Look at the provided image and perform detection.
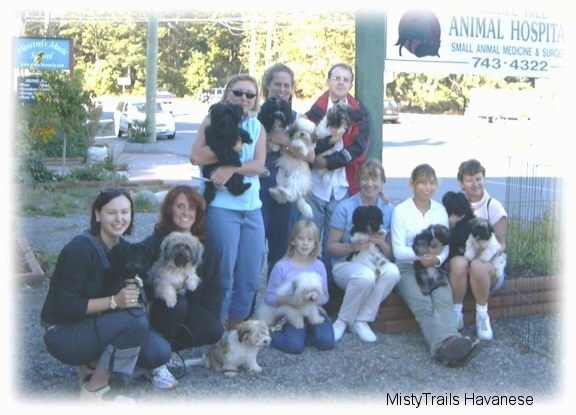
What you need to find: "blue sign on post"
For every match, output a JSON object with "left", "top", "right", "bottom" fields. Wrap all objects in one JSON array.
[{"left": 14, "top": 37, "right": 73, "bottom": 71}]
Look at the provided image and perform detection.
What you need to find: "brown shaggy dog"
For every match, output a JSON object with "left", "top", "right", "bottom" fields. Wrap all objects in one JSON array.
[
  {"left": 147, "top": 231, "right": 203, "bottom": 308},
  {"left": 185, "top": 320, "right": 271, "bottom": 376}
]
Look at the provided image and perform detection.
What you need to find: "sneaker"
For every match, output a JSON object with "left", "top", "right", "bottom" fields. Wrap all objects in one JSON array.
[
  {"left": 149, "top": 364, "right": 178, "bottom": 389},
  {"left": 456, "top": 313, "right": 464, "bottom": 330},
  {"left": 332, "top": 319, "right": 347, "bottom": 342},
  {"left": 476, "top": 314, "right": 493, "bottom": 341},
  {"left": 80, "top": 383, "right": 136, "bottom": 403},
  {"left": 351, "top": 321, "right": 377, "bottom": 343}
]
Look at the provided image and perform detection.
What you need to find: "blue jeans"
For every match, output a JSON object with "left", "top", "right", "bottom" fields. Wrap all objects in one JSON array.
[
  {"left": 306, "top": 191, "right": 347, "bottom": 263},
  {"left": 260, "top": 152, "right": 301, "bottom": 276},
  {"left": 271, "top": 312, "right": 335, "bottom": 354},
  {"left": 43, "top": 308, "right": 171, "bottom": 373},
  {"left": 204, "top": 206, "right": 266, "bottom": 321}
]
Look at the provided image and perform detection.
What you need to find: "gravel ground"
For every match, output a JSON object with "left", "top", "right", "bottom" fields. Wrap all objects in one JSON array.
[{"left": 13, "top": 213, "right": 565, "bottom": 409}]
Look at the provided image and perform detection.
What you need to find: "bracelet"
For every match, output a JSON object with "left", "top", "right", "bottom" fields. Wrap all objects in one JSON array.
[{"left": 109, "top": 295, "right": 117, "bottom": 310}]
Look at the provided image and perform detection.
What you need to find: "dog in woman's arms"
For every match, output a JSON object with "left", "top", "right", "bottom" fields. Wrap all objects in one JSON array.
[
  {"left": 202, "top": 103, "right": 253, "bottom": 205},
  {"left": 108, "top": 242, "right": 154, "bottom": 297},
  {"left": 147, "top": 231, "right": 204, "bottom": 308},
  {"left": 442, "top": 191, "right": 476, "bottom": 259},
  {"left": 412, "top": 224, "right": 450, "bottom": 295},
  {"left": 464, "top": 217, "right": 506, "bottom": 277},
  {"left": 268, "top": 117, "right": 317, "bottom": 218},
  {"left": 184, "top": 320, "right": 271, "bottom": 376},
  {"left": 347, "top": 205, "right": 390, "bottom": 277},
  {"left": 256, "top": 271, "right": 327, "bottom": 329},
  {"left": 258, "top": 96, "right": 293, "bottom": 153}
]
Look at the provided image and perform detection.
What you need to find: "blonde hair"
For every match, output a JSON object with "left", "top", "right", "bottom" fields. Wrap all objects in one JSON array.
[
  {"left": 285, "top": 219, "right": 321, "bottom": 259},
  {"left": 357, "top": 158, "right": 389, "bottom": 202},
  {"left": 221, "top": 74, "right": 261, "bottom": 111}
]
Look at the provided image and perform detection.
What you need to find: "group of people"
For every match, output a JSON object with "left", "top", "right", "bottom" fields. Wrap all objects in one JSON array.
[{"left": 40, "top": 61, "right": 508, "bottom": 401}]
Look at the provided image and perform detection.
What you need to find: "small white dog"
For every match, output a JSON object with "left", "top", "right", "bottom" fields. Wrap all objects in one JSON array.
[
  {"left": 147, "top": 231, "right": 203, "bottom": 308},
  {"left": 464, "top": 217, "right": 506, "bottom": 277},
  {"left": 185, "top": 320, "right": 271, "bottom": 376},
  {"left": 257, "top": 271, "right": 327, "bottom": 329},
  {"left": 268, "top": 117, "right": 317, "bottom": 219}
]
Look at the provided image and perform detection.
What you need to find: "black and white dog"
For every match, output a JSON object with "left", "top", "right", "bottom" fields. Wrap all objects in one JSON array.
[
  {"left": 412, "top": 224, "right": 450, "bottom": 295},
  {"left": 442, "top": 191, "right": 475, "bottom": 259},
  {"left": 202, "top": 103, "right": 253, "bottom": 205},
  {"left": 347, "top": 205, "right": 390, "bottom": 277},
  {"left": 258, "top": 96, "right": 293, "bottom": 153},
  {"left": 464, "top": 217, "right": 506, "bottom": 277}
]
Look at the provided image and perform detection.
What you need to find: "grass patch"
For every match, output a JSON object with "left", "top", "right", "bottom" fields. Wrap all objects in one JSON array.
[{"left": 17, "top": 183, "right": 170, "bottom": 217}]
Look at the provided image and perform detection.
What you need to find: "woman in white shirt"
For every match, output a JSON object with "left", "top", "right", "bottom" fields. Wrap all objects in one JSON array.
[{"left": 391, "top": 163, "right": 482, "bottom": 367}]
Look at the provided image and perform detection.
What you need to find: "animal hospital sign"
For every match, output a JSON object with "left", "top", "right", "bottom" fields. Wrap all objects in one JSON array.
[{"left": 385, "top": 5, "right": 568, "bottom": 77}]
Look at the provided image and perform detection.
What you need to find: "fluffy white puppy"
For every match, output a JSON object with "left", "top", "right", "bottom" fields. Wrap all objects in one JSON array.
[
  {"left": 464, "top": 217, "right": 506, "bottom": 277},
  {"left": 257, "top": 271, "right": 327, "bottom": 329},
  {"left": 269, "top": 118, "right": 317, "bottom": 218},
  {"left": 185, "top": 320, "right": 271, "bottom": 376}
]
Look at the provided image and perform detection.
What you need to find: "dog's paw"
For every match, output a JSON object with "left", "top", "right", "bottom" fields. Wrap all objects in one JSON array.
[
  {"left": 309, "top": 315, "right": 325, "bottom": 325},
  {"left": 248, "top": 365, "right": 263, "bottom": 373},
  {"left": 165, "top": 296, "right": 177, "bottom": 308}
]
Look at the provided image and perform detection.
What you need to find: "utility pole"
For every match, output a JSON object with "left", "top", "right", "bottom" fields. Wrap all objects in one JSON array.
[
  {"left": 355, "top": 11, "right": 386, "bottom": 161},
  {"left": 145, "top": 10, "right": 158, "bottom": 143}
]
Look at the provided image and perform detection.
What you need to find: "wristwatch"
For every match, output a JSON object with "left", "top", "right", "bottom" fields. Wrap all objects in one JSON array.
[{"left": 109, "top": 295, "right": 117, "bottom": 310}]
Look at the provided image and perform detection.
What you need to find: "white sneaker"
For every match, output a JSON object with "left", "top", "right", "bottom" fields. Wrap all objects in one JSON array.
[
  {"left": 332, "top": 319, "right": 347, "bottom": 342},
  {"left": 149, "top": 364, "right": 178, "bottom": 389},
  {"left": 456, "top": 313, "right": 464, "bottom": 330},
  {"left": 476, "top": 314, "right": 493, "bottom": 341},
  {"left": 351, "top": 321, "right": 377, "bottom": 343}
]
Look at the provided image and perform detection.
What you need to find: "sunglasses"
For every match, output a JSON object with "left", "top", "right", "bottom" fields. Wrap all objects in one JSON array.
[
  {"left": 100, "top": 187, "right": 131, "bottom": 198},
  {"left": 230, "top": 90, "right": 257, "bottom": 99}
]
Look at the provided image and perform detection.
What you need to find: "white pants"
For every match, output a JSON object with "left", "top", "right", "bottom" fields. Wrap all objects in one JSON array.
[{"left": 332, "top": 261, "right": 401, "bottom": 324}]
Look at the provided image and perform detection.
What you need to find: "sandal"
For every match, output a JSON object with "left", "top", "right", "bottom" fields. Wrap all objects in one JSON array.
[{"left": 435, "top": 335, "right": 483, "bottom": 368}]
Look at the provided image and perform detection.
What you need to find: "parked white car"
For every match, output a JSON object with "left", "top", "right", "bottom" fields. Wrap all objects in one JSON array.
[{"left": 114, "top": 99, "right": 176, "bottom": 139}]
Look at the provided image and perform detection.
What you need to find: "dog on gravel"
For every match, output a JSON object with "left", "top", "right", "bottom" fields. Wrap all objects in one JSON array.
[
  {"left": 184, "top": 320, "right": 271, "bottom": 376},
  {"left": 412, "top": 224, "right": 450, "bottom": 295},
  {"left": 256, "top": 271, "right": 327, "bottom": 329},
  {"left": 442, "top": 191, "right": 476, "bottom": 259},
  {"left": 346, "top": 205, "right": 390, "bottom": 277},
  {"left": 314, "top": 101, "right": 353, "bottom": 184},
  {"left": 202, "top": 103, "right": 253, "bottom": 205},
  {"left": 268, "top": 117, "right": 317, "bottom": 218},
  {"left": 464, "top": 217, "right": 506, "bottom": 277},
  {"left": 257, "top": 96, "right": 293, "bottom": 153},
  {"left": 147, "top": 231, "right": 204, "bottom": 308}
]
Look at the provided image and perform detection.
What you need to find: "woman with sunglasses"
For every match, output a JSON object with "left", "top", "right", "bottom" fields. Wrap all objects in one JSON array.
[
  {"left": 190, "top": 74, "right": 267, "bottom": 330},
  {"left": 40, "top": 188, "right": 172, "bottom": 401}
]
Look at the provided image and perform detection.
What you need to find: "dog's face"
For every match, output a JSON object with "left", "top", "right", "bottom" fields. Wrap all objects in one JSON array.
[
  {"left": 468, "top": 217, "right": 494, "bottom": 241},
  {"left": 109, "top": 242, "right": 153, "bottom": 281},
  {"left": 159, "top": 231, "right": 204, "bottom": 268},
  {"left": 289, "top": 271, "right": 325, "bottom": 305},
  {"left": 412, "top": 224, "right": 450, "bottom": 256},
  {"left": 326, "top": 101, "right": 353, "bottom": 131},
  {"left": 236, "top": 320, "right": 271, "bottom": 348},
  {"left": 288, "top": 117, "right": 317, "bottom": 146},
  {"left": 208, "top": 103, "right": 244, "bottom": 135},
  {"left": 351, "top": 205, "right": 384, "bottom": 236},
  {"left": 258, "top": 96, "right": 292, "bottom": 132},
  {"left": 442, "top": 191, "right": 475, "bottom": 221}
]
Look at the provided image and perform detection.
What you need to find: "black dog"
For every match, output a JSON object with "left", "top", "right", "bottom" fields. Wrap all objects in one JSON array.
[
  {"left": 442, "top": 191, "right": 475, "bottom": 259},
  {"left": 258, "top": 96, "right": 292, "bottom": 135},
  {"left": 412, "top": 224, "right": 450, "bottom": 295},
  {"left": 108, "top": 242, "right": 154, "bottom": 301},
  {"left": 203, "top": 103, "right": 253, "bottom": 205},
  {"left": 350, "top": 205, "right": 383, "bottom": 237}
]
